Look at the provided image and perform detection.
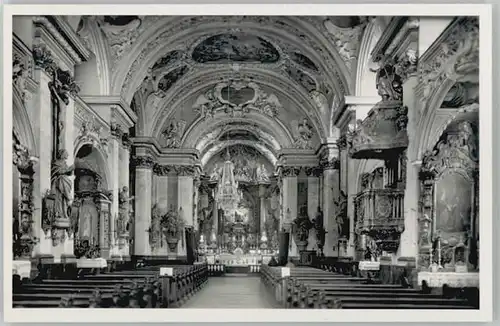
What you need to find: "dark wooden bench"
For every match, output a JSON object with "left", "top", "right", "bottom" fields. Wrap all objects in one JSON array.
[
  {"left": 261, "top": 265, "right": 477, "bottom": 309},
  {"left": 13, "top": 263, "right": 209, "bottom": 308}
]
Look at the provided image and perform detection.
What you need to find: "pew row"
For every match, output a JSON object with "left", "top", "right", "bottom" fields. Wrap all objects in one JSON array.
[
  {"left": 261, "top": 265, "right": 478, "bottom": 309},
  {"left": 13, "top": 263, "right": 209, "bottom": 308}
]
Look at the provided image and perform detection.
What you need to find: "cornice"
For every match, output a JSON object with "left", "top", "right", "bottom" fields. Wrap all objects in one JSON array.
[
  {"left": 133, "top": 136, "right": 201, "bottom": 166},
  {"left": 80, "top": 95, "right": 138, "bottom": 127},
  {"left": 32, "top": 16, "right": 90, "bottom": 66},
  {"left": 49, "top": 16, "right": 92, "bottom": 62},
  {"left": 370, "top": 17, "right": 409, "bottom": 62},
  {"left": 418, "top": 18, "right": 461, "bottom": 65},
  {"left": 74, "top": 96, "right": 109, "bottom": 130},
  {"left": 277, "top": 149, "right": 319, "bottom": 167}
]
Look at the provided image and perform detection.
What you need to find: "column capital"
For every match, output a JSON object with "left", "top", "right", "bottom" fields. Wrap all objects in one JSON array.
[
  {"left": 279, "top": 166, "right": 301, "bottom": 178},
  {"left": 305, "top": 166, "right": 323, "bottom": 177},
  {"left": 131, "top": 155, "right": 155, "bottom": 169},
  {"left": 153, "top": 164, "right": 198, "bottom": 177},
  {"left": 320, "top": 158, "right": 340, "bottom": 171},
  {"left": 336, "top": 135, "right": 348, "bottom": 151},
  {"left": 110, "top": 122, "right": 124, "bottom": 139},
  {"left": 121, "top": 133, "right": 132, "bottom": 149}
]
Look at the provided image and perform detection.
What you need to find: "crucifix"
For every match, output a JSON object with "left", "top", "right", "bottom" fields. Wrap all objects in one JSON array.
[{"left": 49, "top": 69, "right": 65, "bottom": 162}]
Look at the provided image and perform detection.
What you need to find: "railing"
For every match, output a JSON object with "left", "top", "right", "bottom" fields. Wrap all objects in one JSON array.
[{"left": 207, "top": 264, "right": 225, "bottom": 276}]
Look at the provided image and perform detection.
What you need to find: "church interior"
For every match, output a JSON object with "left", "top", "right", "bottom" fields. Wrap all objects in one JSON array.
[{"left": 11, "top": 15, "right": 480, "bottom": 309}]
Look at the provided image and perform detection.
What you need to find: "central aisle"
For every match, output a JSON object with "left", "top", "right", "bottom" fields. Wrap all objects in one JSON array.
[{"left": 181, "top": 274, "right": 280, "bottom": 308}]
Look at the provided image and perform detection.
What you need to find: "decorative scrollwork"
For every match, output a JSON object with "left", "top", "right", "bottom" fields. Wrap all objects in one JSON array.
[
  {"left": 420, "top": 121, "right": 478, "bottom": 180},
  {"left": 131, "top": 155, "right": 155, "bottom": 169}
]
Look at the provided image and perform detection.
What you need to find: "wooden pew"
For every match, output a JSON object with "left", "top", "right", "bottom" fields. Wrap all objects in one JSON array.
[
  {"left": 13, "top": 263, "right": 209, "bottom": 308},
  {"left": 261, "top": 265, "right": 477, "bottom": 309}
]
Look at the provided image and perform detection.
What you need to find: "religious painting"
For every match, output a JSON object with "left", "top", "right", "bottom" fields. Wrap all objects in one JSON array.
[
  {"left": 191, "top": 33, "right": 280, "bottom": 63},
  {"left": 75, "top": 198, "right": 100, "bottom": 244},
  {"left": 434, "top": 170, "right": 472, "bottom": 237}
]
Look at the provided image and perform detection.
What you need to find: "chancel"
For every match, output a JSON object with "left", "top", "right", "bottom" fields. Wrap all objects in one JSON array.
[{"left": 10, "top": 14, "right": 480, "bottom": 310}]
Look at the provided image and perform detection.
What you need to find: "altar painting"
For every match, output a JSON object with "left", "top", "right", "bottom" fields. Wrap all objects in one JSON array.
[{"left": 435, "top": 170, "right": 472, "bottom": 237}]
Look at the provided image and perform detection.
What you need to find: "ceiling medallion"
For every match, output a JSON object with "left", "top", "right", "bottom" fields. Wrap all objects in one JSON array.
[{"left": 192, "top": 79, "right": 283, "bottom": 120}]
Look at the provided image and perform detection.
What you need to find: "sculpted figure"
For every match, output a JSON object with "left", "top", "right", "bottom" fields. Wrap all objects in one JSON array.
[
  {"left": 210, "top": 164, "right": 222, "bottom": 181},
  {"left": 256, "top": 163, "right": 270, "bottom": 183},
  {"left": 51, "top": 149, "right": 75, "bottom": 221}
]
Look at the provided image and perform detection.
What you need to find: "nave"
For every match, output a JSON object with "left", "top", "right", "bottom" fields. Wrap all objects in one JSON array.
[
  {"left": 12, "top": 261, "right": 479, "bottom": 309},
  {"left": 181, "top": 275, "right": 279, "bottom": 309},
  {"left": 10, "top": 14, "right": 481, "bottom": 316}
]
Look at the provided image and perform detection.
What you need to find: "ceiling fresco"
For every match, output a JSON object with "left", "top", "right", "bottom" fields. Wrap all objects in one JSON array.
[
  {"left": 152, "top": 50, "right": 184, "bottom": 70},
  {"left": 157, "top": 65, "right": 189, "bottom": 93},
  {"left": 87, "top": 15, "right": 367, "bottom": 144},
  {"left": 291, "top": 52, "right": 319, "bottom": 72},
  {"left": 285, "top": 66, "right": 317, "bottom": 93},
  {"left": 191, "top": 33, "right": 280, "bottom": 63}
]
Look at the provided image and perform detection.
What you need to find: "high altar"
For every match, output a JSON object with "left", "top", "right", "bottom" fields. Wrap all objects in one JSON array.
[{"left": 196, "top": 145, "right": 279, "bottom": 265}]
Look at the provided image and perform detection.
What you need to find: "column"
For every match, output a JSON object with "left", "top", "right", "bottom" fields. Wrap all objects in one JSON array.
[
  {"left": 323, "top": 160, "right": 340, "bottom": 257},
  {"left": 116, "top": 134, "right": 131, "bottom": 257},
  {"left": 109, "top": 127, "right": 121, "bottom": 258},
  {"left": 132, "top": 156, "right": 155, "bottom": 257},
  {"left": 281, "top": 167, "right": 299, "bottom": 257},
  {"left": 259, "top": 184, "right": 268, "bottom": 236},
  {"left": 399, "top": 75, "right": 419, "bottom": 263},
  {"left": 177, "top": 168, "right": 194, "bottom": 258},
  {"left": 31, "top": 67, "right": 53, "bottom": 259},
  {"left": 306, "top": 168, "right": 321, "bottom": 251}
]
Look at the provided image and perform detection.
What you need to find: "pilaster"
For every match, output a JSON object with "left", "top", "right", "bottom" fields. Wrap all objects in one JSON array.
[
  {"left": 109, "top": 126, "right": 121, "bottom": 255},
  {"left": 132, "top": 155, "right": 155, "bottom": 257},
  {"left": 400, "top": 74, "right": 420, "bottom": 260},
  {"left": 306, "top": 167, "right": 321, "bottom": 251},
  {"left": 281, "top": 167, "right": 299, "bottom": 257},
  {"left": 31, "top": 68, "right": 53, "bottom": 258},
  {"left": 322, "top": 160, "right": 340, "bottom": 257}
]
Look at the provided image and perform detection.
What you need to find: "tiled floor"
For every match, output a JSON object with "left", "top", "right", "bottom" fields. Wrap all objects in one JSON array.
[{"left": 181, "top": 274, "right": 280, "bottom": 308}]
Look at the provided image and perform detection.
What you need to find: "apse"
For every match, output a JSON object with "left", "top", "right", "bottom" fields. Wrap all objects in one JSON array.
[{"left": 205, "top": 144, "right": 274, "bottom": 184}]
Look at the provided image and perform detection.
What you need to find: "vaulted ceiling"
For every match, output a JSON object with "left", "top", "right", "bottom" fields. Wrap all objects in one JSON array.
[{"left": 76, "top": 15, "right": 369, "bottom": 167}]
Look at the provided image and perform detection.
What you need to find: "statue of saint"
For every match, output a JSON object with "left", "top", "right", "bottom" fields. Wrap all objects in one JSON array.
[
  {"left": 50, "top": 149, "right": 74, "bottom": 221},
  {"left": 334, "top": 190, "right": 348, "bottom": 238},
  {"left": 313, "top": 207, "right": 324, "bottom": 230},
  {"left": 372, "top": 63, "right": 403, "bottom": 101},
  {"left": 256, "top": 163, "right": 270, "bottom": 183},
  {"left": 118, "top": 186, "right": 134, "bottom": 207},
  {"left": 210, "top": 164, "right": 222, "bottom": 181}
]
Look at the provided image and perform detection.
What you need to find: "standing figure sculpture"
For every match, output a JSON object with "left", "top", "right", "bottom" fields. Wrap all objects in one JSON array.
[
  {"left": 50, "top": 149, "right": 75, "bottom": 222},
  {"left": 117, "top": 186, "right": 134, "bottom": 236}
]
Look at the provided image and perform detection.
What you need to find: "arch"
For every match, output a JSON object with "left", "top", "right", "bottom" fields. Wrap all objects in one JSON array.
[
  {"left": 416, "top": 77, "right": 457, "bottom": 160},
  {"left": 200, "top": 140, "right": 278, "bottom": 169},
  {"left": 13, "top": 90, "right": 37, "bottom": 156},
  {"left": 75, "top": 17, "right": 112, "bottom": 95},
  {"left": 148, "top": 68, "right": 324, "bottom": 142},
  {"left": 112, "top": 16, "right": 350, "bottom": 105},
  {"left": 182, "top": 114, "right": 294, "bottom": 150},
  {"left": 74, "top": 143, "right": 111, "bottom": 190},
  {"left": 193, "top": 124, "right": 281, "bottom": 155},
  {"left": 354, "top": 18, "right": 386, "bottom": 97}
]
